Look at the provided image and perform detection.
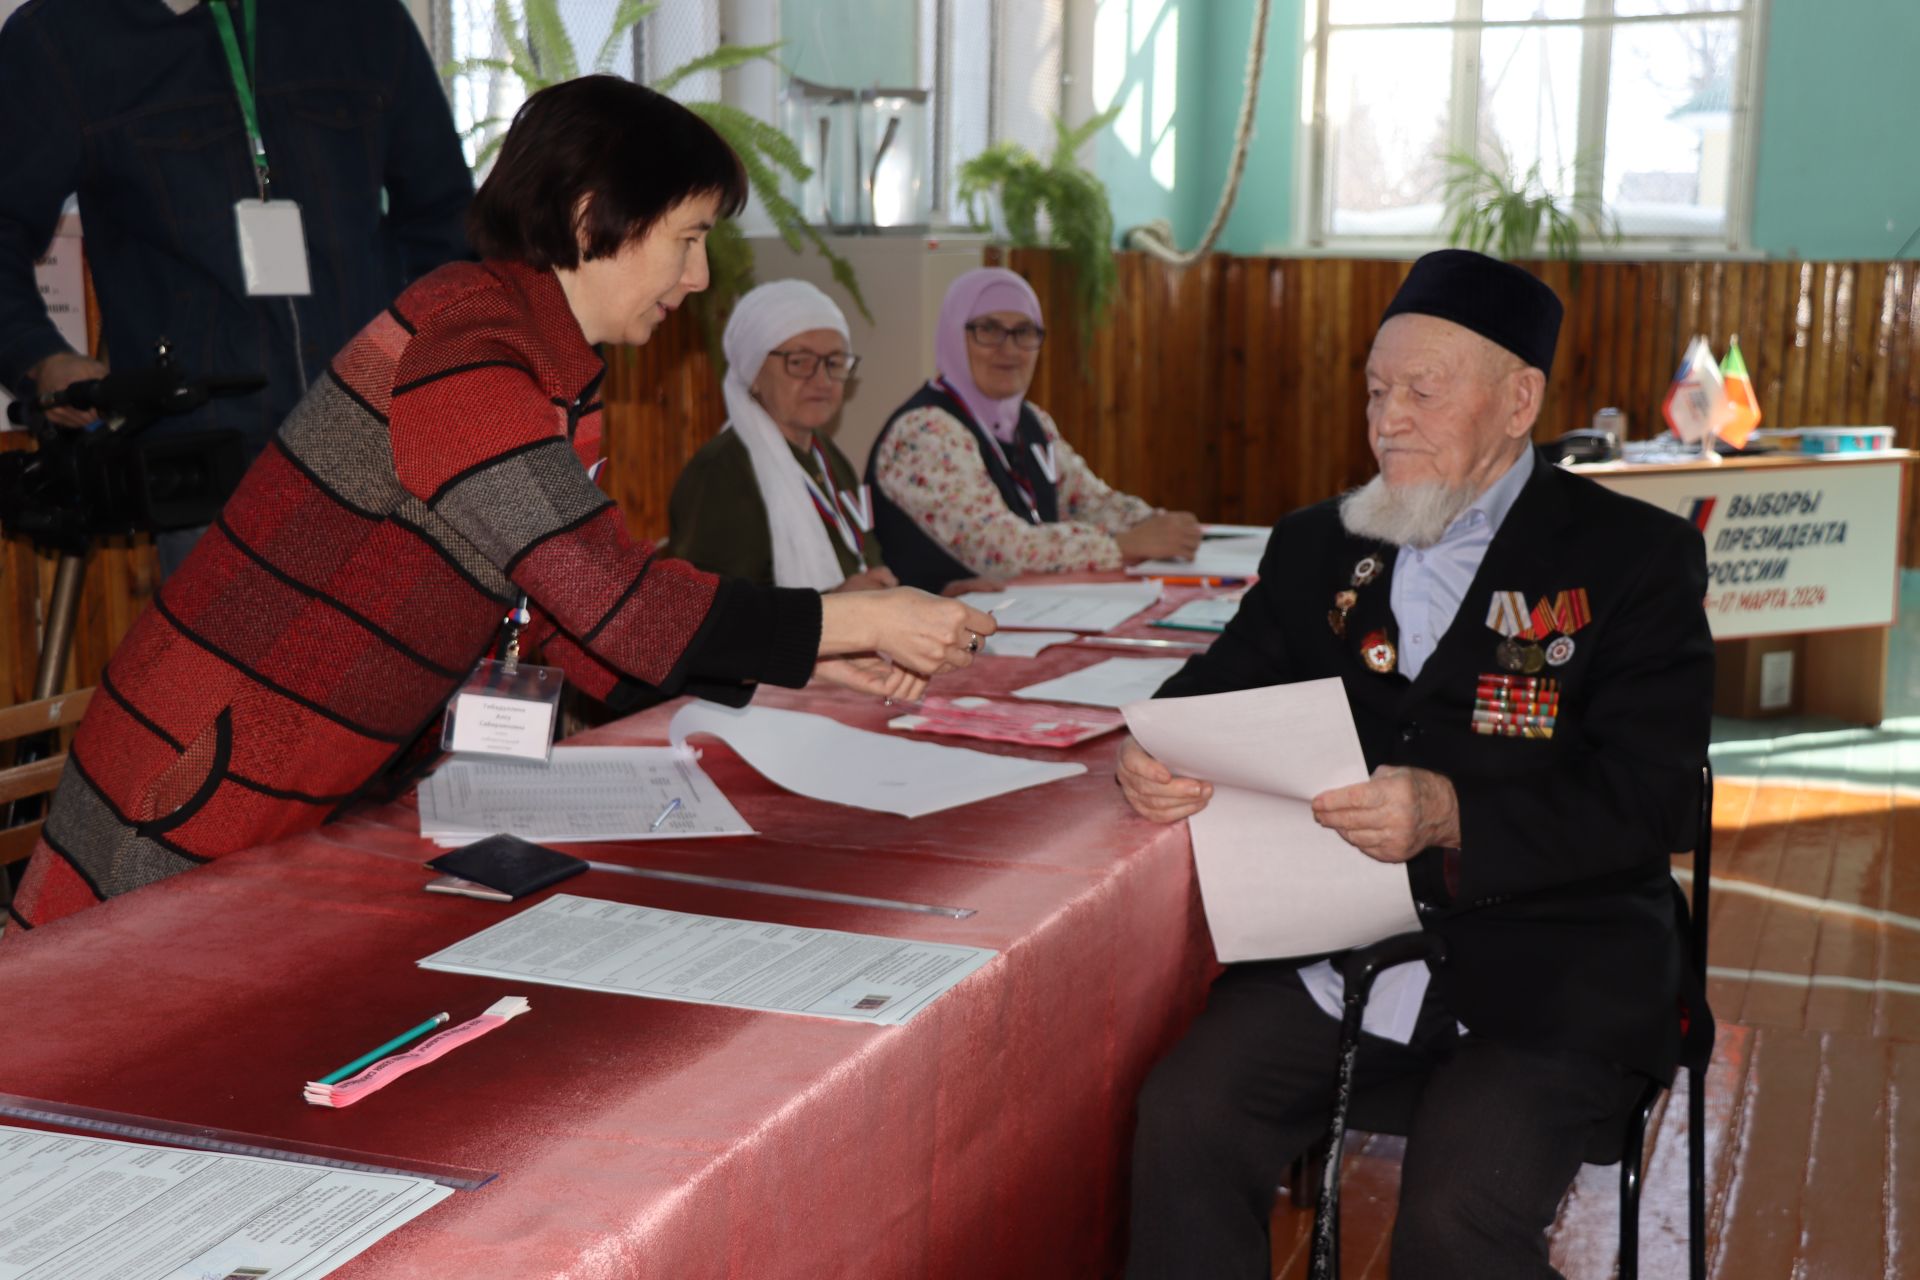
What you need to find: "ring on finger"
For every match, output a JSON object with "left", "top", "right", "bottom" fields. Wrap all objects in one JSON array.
[{"left": 966, "top": 630, "right": 980, "bottom": 653}]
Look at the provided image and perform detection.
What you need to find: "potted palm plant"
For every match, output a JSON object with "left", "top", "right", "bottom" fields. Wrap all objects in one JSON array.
[
  {"left": 1439, "top": 149, "right": 1616, "bottom": 265},
  {"left": 446, "top": 0, "right": 869, "bottom": 355},
  {"left": 955, "top": 108, "right": 1122, "bottom": 352}
]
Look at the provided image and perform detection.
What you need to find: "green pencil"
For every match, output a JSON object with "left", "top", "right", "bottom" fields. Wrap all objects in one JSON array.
[{"left": 316, "top": 1012, "right": 449, "bottom": 1085}]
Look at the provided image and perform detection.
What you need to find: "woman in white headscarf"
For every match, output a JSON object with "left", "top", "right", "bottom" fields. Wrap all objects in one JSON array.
[{"left": 667, "top": 280, "right": 896, "bottom": 591}]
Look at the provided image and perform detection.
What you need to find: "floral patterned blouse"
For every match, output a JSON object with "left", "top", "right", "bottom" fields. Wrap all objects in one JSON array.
[{"left": 870, "top": 402, "right": 1155, "bottom": 576}]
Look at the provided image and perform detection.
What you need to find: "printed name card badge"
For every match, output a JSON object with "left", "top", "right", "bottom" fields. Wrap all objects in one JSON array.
[
  {"left": 443, "top": 659, "right": 564, "bottom": 762},
  {"left": 234, "top": 199, "right": 312, "bottom": 296}
]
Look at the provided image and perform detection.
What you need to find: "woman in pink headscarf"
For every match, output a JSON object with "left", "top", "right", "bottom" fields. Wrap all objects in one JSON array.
[{"left": 864, "top": 267, "right": 1201, "bottom": 593}]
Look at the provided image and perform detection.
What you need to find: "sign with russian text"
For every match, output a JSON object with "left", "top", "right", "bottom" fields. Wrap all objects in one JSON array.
[{"left": 1586, "top": 459, "right": 1902, "bottom": 640}]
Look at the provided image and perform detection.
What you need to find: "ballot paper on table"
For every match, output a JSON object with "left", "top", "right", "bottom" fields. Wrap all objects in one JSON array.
[
  {"left": 418, "top": 745, "right": 751, "bottom": 847},
  {"left": 670, "top": 701, "right": 1085, "bottom": 818},
  {"left": 981, "top": 629, "right": 1076, "bottom": 657},
  {"left": 1012, "top": 655, "right": 1188, "bottom": 709},
  {"left": 1151, "top": 596, "right": 1243, "bottom": 633},
  {"left": 1127, "top": 533, "right": 1268, "bottom": 578},
  {"left": 418, "top": 893, "right": 995, "bottom": 1025},
  {"left": 0, "top": 1125, "right": 449, "bottom": 1280},
  {"left": 957, "top": 582, "right": 1162, "bottom": 632},
  {"left": 1122, "top": 679, "right": 1420, "bottom": 962},
  {"left": 888, "top": 694, "right": 1125, "bottom": 748}
]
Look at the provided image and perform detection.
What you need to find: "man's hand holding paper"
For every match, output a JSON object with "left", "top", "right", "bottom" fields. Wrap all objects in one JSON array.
[
  {"left": 1310, "top": 764, "right": 1461, "bottom": 864},
  {"left": 1120, "top": 679, "right": 1421, "bottom": 961}
]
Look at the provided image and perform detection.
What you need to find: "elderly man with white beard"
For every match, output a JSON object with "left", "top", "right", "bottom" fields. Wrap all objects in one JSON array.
[{"left": 1117, "top": 250, "right": 1716, "bottom": 1280}]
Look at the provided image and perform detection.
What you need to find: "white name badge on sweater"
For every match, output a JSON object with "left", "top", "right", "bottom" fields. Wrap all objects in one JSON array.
[
  {"left": 443, "top": 659, "right": 564, "bottom": 762},
  {"left": 234, "top": 199, "right": 312, "bottom": 296}
]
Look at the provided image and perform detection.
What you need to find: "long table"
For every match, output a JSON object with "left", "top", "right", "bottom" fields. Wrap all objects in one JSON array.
[{"left": 0, "top": 600, "right": 1220, "bottom": 1278}]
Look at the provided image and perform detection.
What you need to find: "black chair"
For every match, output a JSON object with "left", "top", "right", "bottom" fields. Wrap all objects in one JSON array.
[{"left": 1306, "top": 764, "right": 1713, "bottom": 1280}]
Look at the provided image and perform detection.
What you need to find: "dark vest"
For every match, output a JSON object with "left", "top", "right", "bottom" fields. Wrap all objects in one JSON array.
[{"left": 866, "top": 381, "right": 1060, "bottom": 592}]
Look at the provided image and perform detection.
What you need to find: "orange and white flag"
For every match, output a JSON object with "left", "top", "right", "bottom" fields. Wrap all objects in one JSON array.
[{"left": 1718, "top": 335, "right": 1763, "bottom": 449}]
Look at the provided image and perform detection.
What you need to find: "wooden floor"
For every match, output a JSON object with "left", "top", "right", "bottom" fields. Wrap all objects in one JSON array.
[{"left": 1270, "top": 574, "right": 1920, "bottom": 1278}]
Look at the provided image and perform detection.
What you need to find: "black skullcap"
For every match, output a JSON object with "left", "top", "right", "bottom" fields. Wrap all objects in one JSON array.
[{"left": 1379, "top": 249, "right": 1564, "bottom": 378}]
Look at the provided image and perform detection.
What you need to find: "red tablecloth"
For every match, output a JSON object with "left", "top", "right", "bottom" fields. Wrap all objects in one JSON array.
[{"left": 0, "top": 590, "right": 1224, "bottom": 1279}]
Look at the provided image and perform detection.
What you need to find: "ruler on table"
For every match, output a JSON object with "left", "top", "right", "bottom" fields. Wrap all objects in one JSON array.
[
  {"left": 585, "top": 861, "right": 976, "bottom": 919},
  {"left": 0, "top": 1093, "right": 496, "bottom": 1189}
]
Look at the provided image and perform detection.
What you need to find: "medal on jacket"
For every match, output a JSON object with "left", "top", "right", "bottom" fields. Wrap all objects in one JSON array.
[
  {"left": 1327, "top": 588, "right": 1357, "bottom": 638},
  {"left": 1360, "top": 629, "right": 1397, "bottom": 674},
  {"left": 1488, "top": 587, "right": 1592, "bottom": 671},
  {"left": 1351, "top": 555, "right": 1382, "bottom": 587},
  {"left": 1486, "top": 590, "right": 1543, "bottom": 672}
]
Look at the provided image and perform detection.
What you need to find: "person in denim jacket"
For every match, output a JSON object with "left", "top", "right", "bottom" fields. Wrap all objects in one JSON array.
[{"left": 0, "top": 0, "right": 473, "bottom": 573}]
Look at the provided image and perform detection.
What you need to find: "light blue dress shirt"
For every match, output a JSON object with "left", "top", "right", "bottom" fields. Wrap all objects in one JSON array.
[{"left": 1298, "top": 447, "right": 1536, "bottom": 1043}]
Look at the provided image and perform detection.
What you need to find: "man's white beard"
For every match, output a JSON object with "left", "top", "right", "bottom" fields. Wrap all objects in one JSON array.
[{"left": 1338, "top": 475, "right": 1479, "bottom": 549}]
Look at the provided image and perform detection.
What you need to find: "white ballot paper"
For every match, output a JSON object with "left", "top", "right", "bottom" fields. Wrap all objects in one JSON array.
[
  {"left": 0, "top": 1126, "right": 449, "bottom": 1280},
  {"left": 418, "top": 894, "right": 995, "bottom": 1025},
  {"left": 670, "top": 702, "right": 1083, "bottom": 818},
  {"left": 1122, "top": 679, "right": 1420, "bottom": 962},
  {"left": 1128, "top": 533, "right": 1268, "bottom": 578},
  {"left": 982, "top": 629, "right": 1075, "bottom": 657},
  {"left": 957, "top": 582, "right": 1161, "bottom": 632},
  {"left": 1013, "top": 656, "right": 1188, "bottom": 709},
  {"left": 419, "top": 745, "right": 751, "bottom": 847}
]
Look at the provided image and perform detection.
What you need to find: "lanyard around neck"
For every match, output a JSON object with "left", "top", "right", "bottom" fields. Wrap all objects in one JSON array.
[
  {"left": 932, "top": 377, "right": 1041, "bottom": 524},
  {"left": 798, "top": 440, "right": 863, "bottom": 557},
  {"left": 208, "top": 0, "right": 269, "bottom": 191}
]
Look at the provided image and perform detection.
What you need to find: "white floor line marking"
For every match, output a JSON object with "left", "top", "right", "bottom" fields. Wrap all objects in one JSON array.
[
  {"left": 1672, "top": 868, "right": 1920, "bottom": 934},
  {"left": 1706, "top": 966, "right": 1920, "bottom": 997}
]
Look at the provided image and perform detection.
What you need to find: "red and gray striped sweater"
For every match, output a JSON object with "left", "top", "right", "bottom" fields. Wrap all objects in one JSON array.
[{"left": 10, "top": 260, "right": 821, "bottom": 931}]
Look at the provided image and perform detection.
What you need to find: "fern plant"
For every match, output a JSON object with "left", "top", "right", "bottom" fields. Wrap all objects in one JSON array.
[
  {"left": 445, "top": 0, "right": 870, "bottom": 359},
  {"left": 955, "top": 108, "right": 1123, "bottom": 350},
  {"left": 1440, "top": 149, "right": 1617, "bottom": 265}
]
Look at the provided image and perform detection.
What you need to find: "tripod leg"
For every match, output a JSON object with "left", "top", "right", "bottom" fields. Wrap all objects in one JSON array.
[{"left": 34, "top": 550, "right": 88, "bottom": 701}]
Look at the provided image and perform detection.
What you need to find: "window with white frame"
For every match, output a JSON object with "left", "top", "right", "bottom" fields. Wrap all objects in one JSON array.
[
  {"left": 1306, "top": 0, "right": 1764, "bottom": 249},
  {"left": 438, "top": 0, "right": 720, "bottom": 175},
  {"left": 435, "top": 0, "right": 1068, "bottom": 229}
]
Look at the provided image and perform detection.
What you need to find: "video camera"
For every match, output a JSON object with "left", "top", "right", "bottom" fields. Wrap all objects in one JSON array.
[{"left": 0, "top": 341, "right": 260, "bottom": 551}]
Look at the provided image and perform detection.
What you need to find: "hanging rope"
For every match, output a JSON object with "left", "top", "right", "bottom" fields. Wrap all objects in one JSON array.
[{"left": 1121, "top": 0, "right": 1275, "bottom": 267}]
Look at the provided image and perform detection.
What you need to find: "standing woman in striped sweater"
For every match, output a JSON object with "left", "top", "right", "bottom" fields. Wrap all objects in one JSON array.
[{"left": 8, "top": 76, "right": 993, "bottom": 932}]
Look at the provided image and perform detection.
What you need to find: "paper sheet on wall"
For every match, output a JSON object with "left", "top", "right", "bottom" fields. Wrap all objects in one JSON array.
[
  {"left": 417, "top": 894, "right": 996, "bottom": 1025},
  {"left": 1011, "top": 656, "right": 1188, "bottom": 708},
  {"left": 0, "top": 1124, "right": 449, "bottom": 1280},
  {"left": 669, "top": 702, "right": 1085, "bottom": 818},
  {"left": 418, "top": 746, "right": 751, "bottom": 846},
  {"left": 956, "top": 582, "right": 1161, "bottom": 631},
  {"left": 1122, "top": 679, "right": 1420, "bottom": 962}
]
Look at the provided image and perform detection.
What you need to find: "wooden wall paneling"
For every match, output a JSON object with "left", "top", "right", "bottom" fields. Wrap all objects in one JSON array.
[
  {"left": 17, "top": 249, "right": 1920, "bottom": 705},
  {"left": 1214, "top": 256, "right": 1250, "bottom": 523}
]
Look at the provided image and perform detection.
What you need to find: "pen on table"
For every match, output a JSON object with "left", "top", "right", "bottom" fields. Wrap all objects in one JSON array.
[
  {"left": 316, "top": 1012, "right": 449, "bottom": 1086},
  {"left": 1156, "top": 576, "right": 1247, "bottom": 587},
  {"left": 650, "top": 797, "right": 683, "bottom": 830}
]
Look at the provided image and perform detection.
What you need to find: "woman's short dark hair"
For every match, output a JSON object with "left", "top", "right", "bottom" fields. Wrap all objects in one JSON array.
[{"left": 468, "top": 75, "right": 748, "bottom": 269}]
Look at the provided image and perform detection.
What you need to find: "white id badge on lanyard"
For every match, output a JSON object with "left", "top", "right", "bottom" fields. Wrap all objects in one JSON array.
[
  {"left": 234, "top": 199, "right": 312, "bottom": 296},
  {"left": 445, "top": 599, "right": 564, "bottom": 760},
  {"left": 443, "top": 659, "right": 564, "bottom": 762}
]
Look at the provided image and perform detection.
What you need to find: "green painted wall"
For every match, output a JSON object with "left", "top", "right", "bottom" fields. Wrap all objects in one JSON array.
[
  {"left": 783, "top": 0, "right": 916, "bottom": 89},
  {"left": 1749, "top": 0, "right": 1920, "bottom": 259},
  {"left": 1098, "top": 0, "right": 1920, "bottom": 260}
]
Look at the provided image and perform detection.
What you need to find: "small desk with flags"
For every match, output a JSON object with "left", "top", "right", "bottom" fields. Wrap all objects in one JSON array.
[{"left": 1572, "top": 448, "right": 1915, "bottom": 724}]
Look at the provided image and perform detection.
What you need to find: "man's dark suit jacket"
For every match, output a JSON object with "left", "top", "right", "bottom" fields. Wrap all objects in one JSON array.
[{"left": 1158, "top": 452, "right": 1714, "bottom": 1080}]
